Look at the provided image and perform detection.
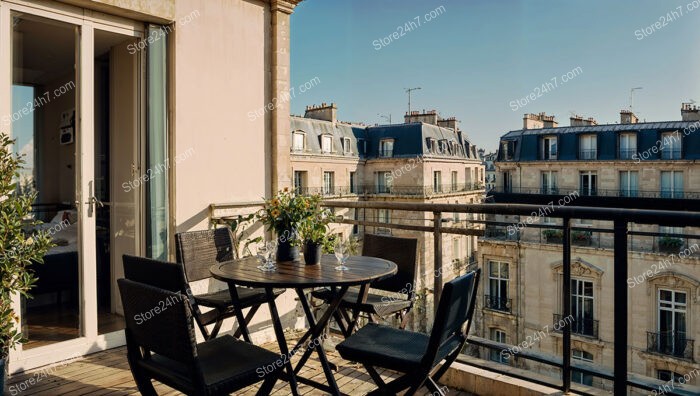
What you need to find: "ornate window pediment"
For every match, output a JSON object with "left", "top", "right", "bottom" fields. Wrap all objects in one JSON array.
[
  {"left": 647, "top": 271, "right": 700, "bottom": 302},
  {"left": 550, "top": 257, "right": 604, "bottom": 280}
]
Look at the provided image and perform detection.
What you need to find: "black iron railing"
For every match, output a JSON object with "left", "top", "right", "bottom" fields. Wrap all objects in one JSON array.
[
  {"left": 618, "top": 148, "right": 636, "bottom": 159},
  {"left": 647, "top": 331, "right": 694, "bottom": 360},
  {"left": 661, "top": 149, "right": 682, "bottom": 160},
  {"left": 378, "top": 149, "right": 394, "bottom": 157},
  {"left": 554, "top": 314, "right": 599, "bottom": 338},
  {"left": 490, "top": 186, "right": 700, "bottom": 200},
  {"left": 295, "top": 184, "right": 485, "bottom": 197},
  {"left": 210, "top": 200, "right": 700, "bottom": 395},
  {"left": 484, "top": 294, "right": 512, "bottom": 313},
  {"left": 579, "top": 149, "right": 597, "bottom": 160}
]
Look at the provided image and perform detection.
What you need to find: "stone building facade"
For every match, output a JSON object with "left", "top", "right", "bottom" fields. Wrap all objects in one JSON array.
[
  {"left": 476, "top": 106, "right": 700, "bottom": 393},
  {"left": 290, "top": 104, "right": 485, "bottom": 328}
]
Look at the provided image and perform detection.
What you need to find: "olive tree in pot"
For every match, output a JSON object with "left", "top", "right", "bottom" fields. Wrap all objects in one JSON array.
[
  {"left": 0, "top": 134, "right": 52, "bottom": 391},
  {"left": 298, "top": 194, "right": 336, "bottom": 265}
]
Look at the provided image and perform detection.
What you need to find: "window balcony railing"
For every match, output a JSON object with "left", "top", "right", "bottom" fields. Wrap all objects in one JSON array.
[
  {"left": 618, "top": 148, "right": 636, "bottom": 159},
  {"left": 209, "top": 200, "right": 700, "bottom": 395},
  {"left": 647, "top": 331, "right": 694, "bottom": 360},
  {"left": 490, "top": 186, "right": 700, "bottom": 200},
  {"left": 484, "top": 294, "right": 512, "bottom": 313},
  {"left": 295, "top": 184, "right": 486, "bottom": 197},
  {"left": 540, "top": 186, "right": 558, "bottom": 195},
  {"left": 378, "top": 149, "right": 394, "bottom": 157},
  {"left": 661, "top": 149, "right": 682, "bottom": 160},
  {"left": 578, "top": 149, "right": 597, "bottom": 160},
  {"left": 553, "top": 314, "right": 599, "bottom": 338}
]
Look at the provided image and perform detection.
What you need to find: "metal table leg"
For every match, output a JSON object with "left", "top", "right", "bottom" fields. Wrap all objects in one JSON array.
[
  {"left": 284, "top": 286, "right": 349, "bottom": 396},
  {"left": 265, "top": 287, "right": 300, "bottom": 396},
  {"left": 225, "top": 282, "right": 253, "bottom": 343}
]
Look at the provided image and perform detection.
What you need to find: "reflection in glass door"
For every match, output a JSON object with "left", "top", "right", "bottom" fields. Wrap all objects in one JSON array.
[
  {"left": 12, "top": 13, "right": 81, "bottom": 348},
  {"left": 94, "top": 30, "right": 140, "bottom": 335}
]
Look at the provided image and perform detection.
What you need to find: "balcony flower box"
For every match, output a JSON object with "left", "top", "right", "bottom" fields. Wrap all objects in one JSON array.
[
  {"left": 572, "top": 230, "right": 592, "bottom": 246},
  {"left": 659, "top": 236, "right": 683, "bottom": 254},
  {"left": 543, "top": 229, "right": 563, "bottom": 244}
]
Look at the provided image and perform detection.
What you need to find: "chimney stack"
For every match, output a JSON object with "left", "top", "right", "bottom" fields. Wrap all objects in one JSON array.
[
  {"left": 304, "top": 102, "right": 337, "bottom": 123},
  {"left": 404, "top": 109, "right": 440, "bottom": 125},
  {"left": 620, "top": 110, "right": 638, "bottom": 124},
  {"left": 523, "top": 112, "right": 557, "bottom": 129},
  {"left": 569, "top": 115, "right": 598, "bottom": 126},
  {"left": 437, "top": 116, "right": 459, "bottom": 131},
  {"left": 681, "top": 102, "right": 700, "bottom": 121}
]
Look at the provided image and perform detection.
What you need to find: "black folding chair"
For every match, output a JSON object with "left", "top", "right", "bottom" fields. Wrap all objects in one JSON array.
[
  {"left": 312, "top": 234, "right": 418, "bottom": 336},
  {"left": 175, "top": 229, "right": 284, "bottom": 341},
  {"left": 336, "top": 270, "right": 481, "bottom": 396},
  {"left": 117, "top": 278, "right": 281, "bottom": 396},
  {"left": 122, "top": 255, "right": 214, "bottom": 338}
]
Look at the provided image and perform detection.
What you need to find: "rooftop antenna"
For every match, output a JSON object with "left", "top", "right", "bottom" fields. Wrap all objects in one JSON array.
[
  {"left": 405, "top": 87, "right": 421, "bottom": 115},
  {"left": 629, "top": 87, "right": 643, "bottom": 111},
  {"left": 377, "top": 113, "right": 392, "bottom": 124}
]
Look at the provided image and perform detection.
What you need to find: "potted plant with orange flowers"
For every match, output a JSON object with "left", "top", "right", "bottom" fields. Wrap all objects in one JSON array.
[
  {"left": 258, "top": 188, "right": 309, "bottom": 262},
  {"left": 0, "top": 134, "right": 52, "bottom": 391}
]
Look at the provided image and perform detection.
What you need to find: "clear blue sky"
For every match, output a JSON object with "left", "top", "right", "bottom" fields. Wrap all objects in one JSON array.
[{"left": 290, "top": 0, "right": 700, "bottom": 151}]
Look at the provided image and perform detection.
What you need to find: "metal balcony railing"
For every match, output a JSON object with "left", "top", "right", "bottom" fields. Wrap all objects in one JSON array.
[
  {"left": 378, "top": 148, "right": 394, "bottom": 157},
  {"left": 209, "top": 200, "right": 700, "bottom": 395},
  {"left": 484, "top": 294, "right": 512, "bottom": 313},
  {"left": 579, "top": 149, "right": 597, "bottom": 160},
  {"left": 490, "top": 186, "right": 700, "bottom": 200},
  {"left": 647, "top": 331, "right": 694, "bottom": 360},
  {"left": 554, "top": 314, "right": 599, "bottom": 338},
  {"left": 661, "top": 149, "right": 682, "bottom": 160},
  {"left": 295, "top": 184, "right": 485, "bottom": 197},
  {"left": 618, "top": 148, "right": 636, "bottom": 159}
]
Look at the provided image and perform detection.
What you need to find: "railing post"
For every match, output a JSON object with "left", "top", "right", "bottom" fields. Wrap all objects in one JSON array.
[
  {"left": 562, "top": 216, "right": 571, "bottom": 393},
  {"left": 434, "top": 211, "right": 442, "bottom": 314},
  {"left": 614, "top": 220, "right": 629, "bottom": 395}
]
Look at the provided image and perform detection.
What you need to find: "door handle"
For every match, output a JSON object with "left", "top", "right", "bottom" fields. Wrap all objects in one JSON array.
[{"left": 88, "top": 196, "right": 105, "bottom": 208}]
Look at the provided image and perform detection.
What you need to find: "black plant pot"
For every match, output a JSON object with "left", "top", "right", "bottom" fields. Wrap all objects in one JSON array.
[
  {"left": 276, "top": 229, "right": 299, "bottom": 262},
  {"left": 1, "top": 357, "right": 6, "bottom": 395},
  {"left": 303, "top": 241, "right": 322, "bottom": 265}
]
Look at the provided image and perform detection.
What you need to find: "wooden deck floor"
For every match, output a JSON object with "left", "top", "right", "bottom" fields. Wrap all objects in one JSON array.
[{"left": 6, "top": 335, "right": 471, "bottom": 395}]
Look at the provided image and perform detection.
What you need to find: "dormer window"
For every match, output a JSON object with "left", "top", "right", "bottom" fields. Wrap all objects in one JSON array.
[
  {"left": 427, "top": 138, "right": 437, "bottom": 153},
  {"left": 379, "top": 139, "right": 394, "bottom": 157},
  {"left": 292, "top": 131, "right": 305, "bottom": 152},
  {"left": 321, "top": 135, "right": 333, "bottom": 153},
  {"left": 438, "top": 139, "right": 448, "bottom": 154},
  {"left": 541, "top": 135, "right": 557, "bottom": 160},
  {"left": 500, "top": 140, "right": 515, "bottom": 161},
  {"left": 579, "top": 134, "right": 597, "bottom": 160},
  {"left": 342, "top": 137, "right": 351, "bottom": 154}
]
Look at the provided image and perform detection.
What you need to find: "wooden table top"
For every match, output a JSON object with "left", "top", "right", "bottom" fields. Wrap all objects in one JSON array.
[{"left": 210, "top": 254, "right": 397, "bottom": 288}]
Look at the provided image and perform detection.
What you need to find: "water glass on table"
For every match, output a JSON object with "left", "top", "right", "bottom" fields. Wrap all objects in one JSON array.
[{"left": 334, "top": 239, "right": 350, "bottom": 271}]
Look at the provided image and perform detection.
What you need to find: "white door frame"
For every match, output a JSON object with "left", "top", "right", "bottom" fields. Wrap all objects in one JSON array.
[{"left": 1, "top": 0, "right": 144, "bottom": 373}]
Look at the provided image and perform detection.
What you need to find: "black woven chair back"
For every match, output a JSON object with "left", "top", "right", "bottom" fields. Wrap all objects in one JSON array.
[
  {"left": 118, "top": 278, "right": 198, "bottom": 365},
  {"left": 122, "top": 254, "right": 188, "bottom": 293},
  {"left": 423, "top": 269, "right": 481, "bottom": 367},
  {"left": 362, "top": 234, "right": 418, "bottom": 295},
  {"left": 175, "top": 228, "right": 235, "bottom": 282}
]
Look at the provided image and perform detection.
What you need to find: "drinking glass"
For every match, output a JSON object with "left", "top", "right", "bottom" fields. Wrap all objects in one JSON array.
[
  {"left": 256, "top": 243, "right": 273, "bottom": 272},
  {"left": 262, "top": 240, "right": 277, "bottom": 271},
  {"left": 334, "top": 239, "right": 349, "bottom": 271}
]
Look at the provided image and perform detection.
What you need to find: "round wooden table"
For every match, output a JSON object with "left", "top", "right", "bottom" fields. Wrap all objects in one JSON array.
[{"left": 210, "top": 254, "right": 397, "bottom": 396}]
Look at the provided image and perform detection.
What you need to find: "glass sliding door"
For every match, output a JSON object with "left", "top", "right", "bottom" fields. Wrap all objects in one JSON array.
[
  {"left": 12, "top": 13, "right": 82, "bottom": 349},
  {"left": 94, "top": 29, "right": 141, "bottom": 335},
  {"left": 146, "top": 25, "right": 169, "bottom": 260}
]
